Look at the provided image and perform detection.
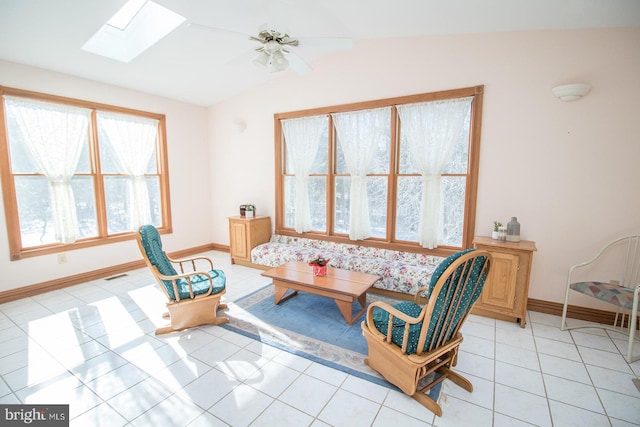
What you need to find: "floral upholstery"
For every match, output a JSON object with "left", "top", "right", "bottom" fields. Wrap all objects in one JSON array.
[{"left": 251, "top": 234, "right": 445, "bottom": 295}]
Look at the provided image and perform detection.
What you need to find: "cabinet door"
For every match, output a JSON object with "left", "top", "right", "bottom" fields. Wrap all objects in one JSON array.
[
  {"left": 230, "top": 222, "right": 248, "bottom": 259},
  {"left": 481, "top": 252, "right": 518, "bottom": 310}
]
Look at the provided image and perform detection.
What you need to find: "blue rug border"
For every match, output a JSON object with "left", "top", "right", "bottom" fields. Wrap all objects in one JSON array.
[{"left": 222, "top": 284, "right": 396, "bottom": 389}]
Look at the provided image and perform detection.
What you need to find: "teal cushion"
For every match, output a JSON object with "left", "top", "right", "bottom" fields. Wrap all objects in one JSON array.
[
  {"left": 424, "top": 249, "right": 487, "bottom": 352},
  {"left": 139, "top": 225, "right": 226, "bottom": 300},
  {"left": 372, "top": 301, "right": 424, "bottom": 354},
  {"left": 369, "top": 249, "right": 489, "bottom": 355},
  {"left": 174, "top": 269, "right": 226, "bottom": 300},
  {"left": 139, "top": 225, "right": 178, "bottom": 278}
]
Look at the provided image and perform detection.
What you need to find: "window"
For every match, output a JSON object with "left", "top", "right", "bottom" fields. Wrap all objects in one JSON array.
[
  {"left": 275, "top": 86, "right": 483, "bottom": 253},
  {"left": 0, "top": 87, "right": 171, "bottom": 260}
]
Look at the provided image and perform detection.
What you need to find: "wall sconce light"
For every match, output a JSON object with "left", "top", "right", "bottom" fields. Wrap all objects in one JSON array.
[
  {"left": 552, "top": 83, "right": 592, "bottom": 101},
  {"left": 232, "top": 119, "right": 247, "bottom": 133}
]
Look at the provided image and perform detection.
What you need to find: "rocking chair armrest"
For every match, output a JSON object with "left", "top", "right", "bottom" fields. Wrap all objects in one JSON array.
[
  {"left": 365, "top": 301, "right": 424, "bottom": 354},
  {"left": 166, "top": 255, "right": 215, "bottom": 274},
  {"left": 364, "top": 300, "right": 420, "bottom": 333},
  {"left": 366, "top": 301, "right": 423, "bottom": 324},
  {"left": 157, "top": 270, "right": 214, "bottom": 300}
]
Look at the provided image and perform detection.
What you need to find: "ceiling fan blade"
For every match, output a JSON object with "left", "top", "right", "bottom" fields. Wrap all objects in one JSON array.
[
  {"left": 297, "top": 36, "right": 353, "bottom": 51},
  {"left": 287, "top": 51, "right": 312, "bottom": 75},
  {"left": 187, "top": 22, "right": 251, "bottom": 39}
]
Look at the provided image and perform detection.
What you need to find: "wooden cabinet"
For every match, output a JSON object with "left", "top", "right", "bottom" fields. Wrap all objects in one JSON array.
[
  {"left": 472, "top": 236, "right": 537, "bottom": 328},
  {"left": 228, "top": 216, "right": 271, "bottom": 266}
]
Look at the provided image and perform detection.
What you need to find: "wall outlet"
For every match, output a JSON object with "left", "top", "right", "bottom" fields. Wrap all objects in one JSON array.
[
  {"left": 610, "top": 279, "right": 620, "bottom": 286},
  {"left": 57, "top": 253, "right": 67, "bottom": 264}
]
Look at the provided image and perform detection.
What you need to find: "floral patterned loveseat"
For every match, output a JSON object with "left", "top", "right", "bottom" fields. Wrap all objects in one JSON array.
[{"left": 251, "top": 234, "right": 445, "bottom": 296}]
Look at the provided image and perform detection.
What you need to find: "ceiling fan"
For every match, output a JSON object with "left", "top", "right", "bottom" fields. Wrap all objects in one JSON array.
[
  {"left": 249, "top": 29, "right": 300, "bottom": 73},
  {"left": 188, "top": 22, "right": 352, "bottom": 74}
]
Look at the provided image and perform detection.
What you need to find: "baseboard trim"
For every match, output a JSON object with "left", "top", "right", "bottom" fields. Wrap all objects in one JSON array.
[
  {"left": 528, "top": 298, "right": 637, "bottom": 328},
  {"left": 0, "top": 243, "right": 221, "bottom": 304},
  {"left": 0, "top": 250, "right": 632, "bottom": 328},
  {"left": 211, "top": 243, "right": 229, "bottom": 253}
]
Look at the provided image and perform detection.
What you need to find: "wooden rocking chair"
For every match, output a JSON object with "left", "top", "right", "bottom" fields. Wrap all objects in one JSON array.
[
  {"left": 361, "top": 249, "right": 491, "bottom": 416},
  {"left": 137, "top": 225, "right": 229, "bottom": 335}
]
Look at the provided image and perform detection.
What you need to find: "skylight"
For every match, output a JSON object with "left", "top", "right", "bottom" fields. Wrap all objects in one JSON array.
[
  {"left": 107, "top": 0, "right": 147, "bottom": 30},
  {"left": 81, "top": 0, "right": 186, "bottom": 63}
]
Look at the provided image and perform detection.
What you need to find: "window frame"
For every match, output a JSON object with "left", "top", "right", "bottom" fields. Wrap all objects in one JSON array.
[
  {"left": 0, "top": 86, "right": 172, "bottom": 260},
  {"left": 274, "top": 85, "right": 483, "bottom": 256}
]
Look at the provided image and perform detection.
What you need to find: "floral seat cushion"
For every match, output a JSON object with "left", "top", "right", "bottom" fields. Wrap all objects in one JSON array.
[{"left": 251, "top": 234, "right": 444, "bottom": 295}]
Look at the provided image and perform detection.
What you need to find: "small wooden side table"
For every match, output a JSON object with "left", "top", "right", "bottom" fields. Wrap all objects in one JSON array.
[
  {"left": 228, "top": 216, "right": 271, "bottom": 266},
  {"left": 472, "top": 236, "right": 537, "bottom": 328}
]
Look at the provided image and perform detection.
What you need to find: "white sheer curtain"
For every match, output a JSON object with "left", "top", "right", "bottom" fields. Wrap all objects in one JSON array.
[
  {"left": 397, "top": 97, "right": 472, "bottom": 249},
  {"left": 98, "top": 112, "right": 159, "bottom": 230},
  {"left": 5, "top": 97, "right": 90, "bottom": 244},
  {"left": 282, "top": 115, "right": 326, "bottom": 233},
  {"left": 332, "top": 107, "right": 390, "bottom": 240}
]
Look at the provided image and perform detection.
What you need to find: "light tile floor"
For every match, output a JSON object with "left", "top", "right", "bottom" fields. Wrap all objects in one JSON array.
[{"left": 1, "top": 250, "right": 639, "bottom": 426}]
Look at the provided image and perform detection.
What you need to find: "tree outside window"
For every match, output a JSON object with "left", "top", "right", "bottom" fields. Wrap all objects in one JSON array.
[
  {"left": 0, "top": 87, "right": 170, "bottom": 260},
  {"left": 275, "top": 86, "right": 483, "bottom": 253}
]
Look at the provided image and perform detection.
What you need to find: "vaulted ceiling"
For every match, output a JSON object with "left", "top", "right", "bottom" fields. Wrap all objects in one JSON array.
[{"left": 1, "top": 0, "right": 638, "bottom": 106}]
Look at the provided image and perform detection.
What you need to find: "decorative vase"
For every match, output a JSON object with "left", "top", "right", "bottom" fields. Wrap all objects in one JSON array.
[
  {"left": 491, "top": 231, "right": 499, "bottom": 240},
  {"left": 506, "top": 217, "right": 520, "bottom": 242},
  {"left": 245, "top": 210, "right": 255, "bottom": 218},
  {"left": 313, "top": 265, "right": 327, "bottom": 277}
]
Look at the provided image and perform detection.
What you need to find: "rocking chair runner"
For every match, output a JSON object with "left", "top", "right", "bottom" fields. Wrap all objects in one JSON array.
[
  {"left": 361, "top": 249, "right": 491, "bottom": 416},
  {"left": 137, "top": 225, "right": 229, "bottom": 335}
]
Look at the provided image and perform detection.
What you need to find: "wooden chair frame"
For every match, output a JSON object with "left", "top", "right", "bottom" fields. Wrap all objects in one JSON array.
[
  {"left": 361, "top": 250, "right": 491, "bottom": 416},
  {"left": 137, "top": 226, "right": 229, "bottom": 335}
]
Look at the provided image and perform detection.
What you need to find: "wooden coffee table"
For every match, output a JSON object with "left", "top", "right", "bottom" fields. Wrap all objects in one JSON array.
[{"left": 261, "top": 261, "right": 381, "bottom": 325}]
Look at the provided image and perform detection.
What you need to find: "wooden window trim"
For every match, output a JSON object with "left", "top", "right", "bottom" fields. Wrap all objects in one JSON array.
[
  {"left": 0, "top": 86, "right": 172, "bottom": 260},
  {"left": 273, "top": 85, "right": 483, "bottom": 257}
]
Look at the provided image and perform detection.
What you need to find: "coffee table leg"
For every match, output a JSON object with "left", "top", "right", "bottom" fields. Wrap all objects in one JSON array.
[
  {"left": 357, "top": 293, "right": 367, "bottom": 308},
  {"left": 274, "top": 284, "right": 298, "bottom": 305},
  {"left": 335, "top": 298, "right": 367, "bottom": 325},
  {"left": 334, "top": 299, "right": 354, "bottom": 324},
  {"left": 336, "top": 292, "right": 368, "bottom": 325}
]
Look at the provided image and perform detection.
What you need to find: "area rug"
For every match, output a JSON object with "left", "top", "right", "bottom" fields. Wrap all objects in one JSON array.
[{"left": 222, "top": 284, "right": 442, "bottom": 401}]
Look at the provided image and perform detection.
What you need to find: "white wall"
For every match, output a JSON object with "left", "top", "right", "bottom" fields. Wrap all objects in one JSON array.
[
  {"left": 0, "top": 60, "right": 212, "bottom": 291},
  {"left": 208, "top": 27, "right": 640, "bottom": 307}
]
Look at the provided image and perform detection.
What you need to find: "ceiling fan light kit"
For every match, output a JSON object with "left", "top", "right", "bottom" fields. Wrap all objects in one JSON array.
[
  {"left": 252, "top": 51, "right": 271, "bottom": 67},
  {"left": 189, "top": 21, "right": 352, "bottom": 75},
  {"left": 250, "top": 29, "right": 297, "bottom": 73}
]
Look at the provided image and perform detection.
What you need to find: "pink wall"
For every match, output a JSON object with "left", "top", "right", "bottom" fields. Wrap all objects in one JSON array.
[{"left": 209, "top": 27, "right": 640, "bottom": 307}]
